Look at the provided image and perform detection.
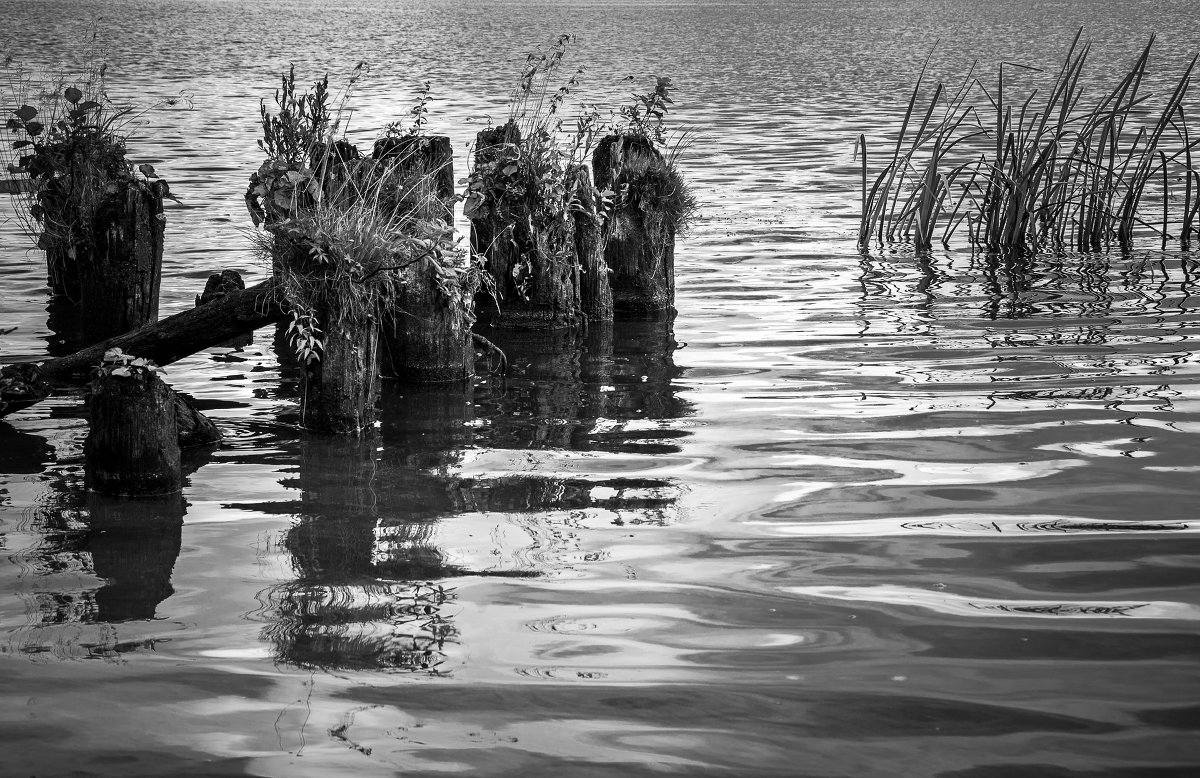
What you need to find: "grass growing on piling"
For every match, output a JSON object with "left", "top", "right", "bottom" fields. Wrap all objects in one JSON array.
[
  {"left": 1, "top": 35, "right": 183, "bottom": 271},
  {"left": 858, "top": 31, "right": 1200, "bottom": 254},
  {"left": 247, "top": 65, "right": 475, "bottom": 363},
  {"left": 601, "top": 76, "right": 698, "bottom": 257},
  {"left": 463, "top": 35, "right": 603, "bottom": 302}
]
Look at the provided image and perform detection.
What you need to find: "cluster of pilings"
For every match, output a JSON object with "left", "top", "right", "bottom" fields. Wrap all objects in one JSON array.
[{"left": 2, "top": 100, "right": 689, "bottom": 498}]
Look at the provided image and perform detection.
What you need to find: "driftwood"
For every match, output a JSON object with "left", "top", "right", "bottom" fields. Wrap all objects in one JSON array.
[
  {"left": 42, "top": 278, "right": 285, "bottom": 380},
  {"left": 0, "top": 277, "right": 286, "bottom": 419}
]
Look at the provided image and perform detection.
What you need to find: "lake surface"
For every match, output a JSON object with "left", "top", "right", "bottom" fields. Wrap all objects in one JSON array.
[{"left": 2, "top": 1, "right": 1200, "bottom": 776}]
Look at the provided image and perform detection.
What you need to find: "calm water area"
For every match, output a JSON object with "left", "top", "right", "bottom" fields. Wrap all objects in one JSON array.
[{"left": 2, "top": 0, "right": 1200, "bottom": 775}]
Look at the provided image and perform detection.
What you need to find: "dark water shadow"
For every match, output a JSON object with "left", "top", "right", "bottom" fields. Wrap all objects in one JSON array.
[
  {"left": 6, "top": 481, "right": 186, "bottom": 658},
  {"left": 254, "top": 318, "right": 693, "bottom": 673},
  {"left": 0, "top": 421, "right": 54, "bottom": 474}
]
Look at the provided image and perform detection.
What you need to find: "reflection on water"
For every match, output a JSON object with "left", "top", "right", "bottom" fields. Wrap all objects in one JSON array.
[
  {"left": 1, "top": 479, "right": 184, "bottom": 659},
  {"left": 2, "top": 1, "right": 1200, "bottom": 774},
  {"left": 250, "top": 320, "right": 691, "bottom": 673}
]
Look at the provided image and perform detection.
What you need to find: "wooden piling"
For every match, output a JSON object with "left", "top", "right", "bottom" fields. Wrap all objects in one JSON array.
[
  {"left": 370, "top": 135, "right": 476, "bottom": 383},
  {"left": 300, "top": 309, "right": 380, "bottom": 434},
  {"left": 593, "top": 135, "right": 680, "bottom": 316},
  {"left": 569, "top": 164, "right": 613, "bottom": 323},
  {"left": 470, "top": 123, "right": 583, "bottom": 329},
  {"left": 79, "top": 180, "right": 166, "bottom": 343},
  {"left": 372, "top": 134, "right": 455, "bottom": 219},
  {"left": 380, "top": 259, "right": 475, "bottom": 383},
  {"left": 84, "top": 359, "right": 181, "bottom": 496}
]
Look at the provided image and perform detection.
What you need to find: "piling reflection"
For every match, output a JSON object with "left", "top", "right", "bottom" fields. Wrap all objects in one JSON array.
[
  {"left": 3, "top": 482, "right": 185, "bottom": 658},
  {"left": 259, "top": 318, "right": 692, "bottom": 672}
]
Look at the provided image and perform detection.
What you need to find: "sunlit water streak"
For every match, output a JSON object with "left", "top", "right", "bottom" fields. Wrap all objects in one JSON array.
[{"left": 2, "top": 1, "right": 1200, "bottom": 776}]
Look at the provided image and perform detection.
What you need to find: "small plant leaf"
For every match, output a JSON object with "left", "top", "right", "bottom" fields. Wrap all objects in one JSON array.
[
  {"left": 64, "top": 86, "right": 83, "bottom": 104},
  {"left": 138, "top": 163, "right": 157, "bottom": 178},
  {"left": 14, "top": 105, "right": 36, "bottom": 121},
  {"left": 23, "top": 121, "right": 42, "bottom": 137},
  {"left": 11, "top": 140, "right": 30, "bottom": 149}
]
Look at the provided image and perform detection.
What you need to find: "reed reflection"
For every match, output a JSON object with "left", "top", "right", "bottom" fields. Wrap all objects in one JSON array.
[
  {"left": 262, "top": 318, "right": 692, "bottom": 672},
  {"left": 858, "top": 250, "right": 1200, "bottom": 326}
]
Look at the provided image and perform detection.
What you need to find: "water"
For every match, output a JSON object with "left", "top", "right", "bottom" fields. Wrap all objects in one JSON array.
[{"left": 2, "top": 1, "right": 1200, "bottom": 775}]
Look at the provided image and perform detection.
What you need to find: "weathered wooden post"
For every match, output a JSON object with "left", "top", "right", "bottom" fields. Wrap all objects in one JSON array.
[
  {"left": 299, "top": 308, "right": 380, "bottom": 435},
  {"left": 372, "top": 134, "right": 455, "bottom": 220},
  {"left": 381, "top": 259, "right": 476, "bottom": 383},
  {"left": 569, "top": 164, "right": 613, "bottom": 323},
  {"left": 593, "top": 134, "right": 690, "bottom": 316},
  {"left": 79, "top": 179, "right": 166, "bottom": 343},
  {"left": 84, "top": 351, "right": 181, "bottom": 496},
  {"left": 370, "top": 135, "right": 477, "bottom": 383},
  {"left": 469, "top": 122, "right": 583, "bottom": 329}
]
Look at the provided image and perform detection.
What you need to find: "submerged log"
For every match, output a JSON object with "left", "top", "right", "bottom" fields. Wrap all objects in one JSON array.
[
  {"left": 593, "top": 134, "right": 679, "bottom": 316},
  {"left": 38, "top": 278, "right": 286, "bottom": 381},
  {"left": 85, "top": 363, "right": 182, "bottom": 496},
  {"left": 470, "top": 123, "right": 582, "bottom": 330},
  {"left": 175, "top": 391, "right": 223, "bottom": 448},
  {"left": 78, "top": 180, "right": 166, "bottom": 343},
  {"left": 301, "top": 310, "right": 380, "bottom": 434},
  {"left": 0, "top": 363, "right": 50, "bottom": 417}
]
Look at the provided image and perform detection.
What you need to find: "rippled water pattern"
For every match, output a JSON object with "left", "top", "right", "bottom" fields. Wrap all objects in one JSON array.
[{"left": 2, "top": 1, "right": 1200, "bottom": 776}]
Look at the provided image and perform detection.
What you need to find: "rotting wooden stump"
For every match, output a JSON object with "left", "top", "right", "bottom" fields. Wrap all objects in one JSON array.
[
  {"left": 370, "top": 135, "right": 474, "bottom": 382},
  {"left": 79, "top": 180, "right": 166, "bottom": 343},
  {"left": 84, "top": 361, "right": 182, "bottom": 496},
  {"left": 301, "top": 309, "right": 380, "bottom": 434},
  {"left": 380, "top": 260, "right": 475, "bottom": 384},
  {"left": 593, "top": 134, "right": 677, "bottom": 317},
  {"left": 569, "top": 164, "right": 613, "bottom": 323},
  {"left": 373, "top": 134, "right": 455, "bottom": 220},
  {"left": 469, "top": 123, "right": 583, "bottom": 330}
]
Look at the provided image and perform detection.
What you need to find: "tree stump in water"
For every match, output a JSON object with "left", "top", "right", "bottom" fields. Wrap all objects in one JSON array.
[
  {"left": 301, "top": 309, "right": 380, "bottom": 434},
  {"left": 469, "top": 123, "right": 582, "bottom": 329},
  {"left": 84, "top": 360, "right": 181, "bottom": 496},
  {"left": 79, "top": 180, "right": 165, "bottom": 343},
  {"left": 371, "top": 136, "right": 475, "bottom": 383},
  {"left": 372, "top": 135, "right": 455, "bottom": 220},
  {"left": 380, "top": 260, "right": 475, "bottom": 383},
  {"left": 593, "top": 134, "right": 679, "bottom": 316},
  {"left": 569, "top": 164, "right": 613, "bottom": 323}
]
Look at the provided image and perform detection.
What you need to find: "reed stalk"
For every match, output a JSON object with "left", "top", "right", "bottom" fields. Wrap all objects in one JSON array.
[{"left": 859, "top": 32, "right": 1200, "bottom": 255}]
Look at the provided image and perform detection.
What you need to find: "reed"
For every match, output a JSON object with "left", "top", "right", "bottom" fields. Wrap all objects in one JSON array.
[{"left": 859, "top": 32, "right": 1200, "bottom": 254}]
